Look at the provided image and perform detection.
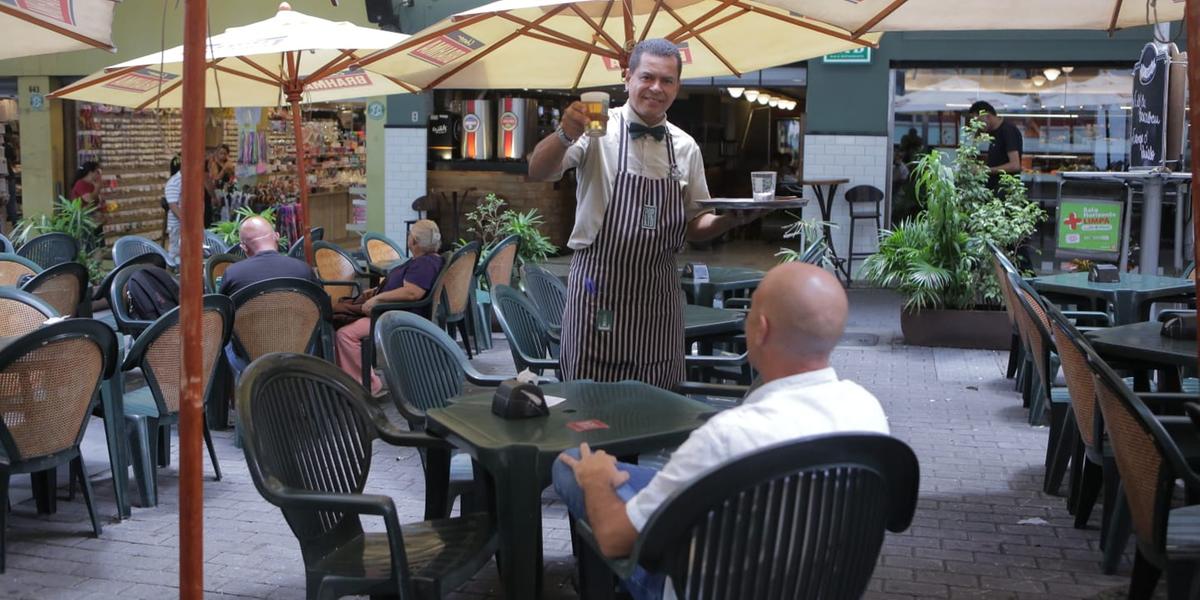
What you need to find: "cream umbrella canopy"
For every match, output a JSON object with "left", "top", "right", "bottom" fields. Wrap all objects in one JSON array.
[
  {"left": 356, "top": 0, "right": 882, "bottom": 91},
  {"left": 757, "top": 0, "right": 1184, "bottom": 36},
  {"left": 50, "top": 2, "right": 411, "bottom": 262},
  {"left": 0, "top": 0, "right": 120, "bottom": 60}
]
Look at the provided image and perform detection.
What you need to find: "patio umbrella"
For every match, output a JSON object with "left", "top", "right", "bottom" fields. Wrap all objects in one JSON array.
[
  {"left": 51, "top": 2, "right": 411, "bottom": 263},
  {"left": 0, "top": 0, "right": 120, "bottom": 60},
  {"left": 355, "top": 0, "right": 882, "bottom": 91}
]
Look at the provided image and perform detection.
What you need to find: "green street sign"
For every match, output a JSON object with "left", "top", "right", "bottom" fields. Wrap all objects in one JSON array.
[
  {"left": 823, "top": 48, "right": 871, "bottom": 64},
  {"left": 1056, "top": 199, "right": 1123, "bottom": 255}
]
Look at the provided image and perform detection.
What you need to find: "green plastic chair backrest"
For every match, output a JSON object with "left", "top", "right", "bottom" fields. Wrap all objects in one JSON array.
[
  {"left": 522, "top": 264, "right": 567, "bottom": 329},
  {"left": 374, "top": 310, "right": 468, "bottom": 422},
  {"left": 492, "top": 285, "right": 555, "bottom": 371}
]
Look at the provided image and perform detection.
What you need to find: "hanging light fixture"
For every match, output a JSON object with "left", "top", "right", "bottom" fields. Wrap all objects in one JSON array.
[
  {"left": 1043, "top": 67, "right": 1062, "bottom": 82},
  {"left": 757, "top": 93, "right": 770, "bottom": 105},
  {"left": 727, "top": 87, "right": 745, "bottom": 99},
  {"left": 1061, "top": 66, "right": 1074, "bottom": 74},
  {"left": 768, "top": 98, "right": 779, "bottom": 107},
  {"left": 743, "top": 89, "right": 759, "bottom": 102},
  {"left": 785, "top": 100, "right": 798, "bottom": 111},
  {"left": 1032, "top": 75, "right": 1046, "bottom": 87}
]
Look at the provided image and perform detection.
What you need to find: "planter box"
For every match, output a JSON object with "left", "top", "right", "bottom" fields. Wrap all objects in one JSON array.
[{"left": 900, "top": 307, "right": 1011, "bottom": 350}]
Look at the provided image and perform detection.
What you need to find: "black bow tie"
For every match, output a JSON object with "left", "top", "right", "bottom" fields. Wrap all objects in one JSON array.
[{"left": 628, "top": 122, "right": 667, "bottom": 142}]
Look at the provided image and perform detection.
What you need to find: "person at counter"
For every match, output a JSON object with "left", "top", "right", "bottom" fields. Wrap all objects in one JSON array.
[
  {"left": 968, "top": 101, "right": 1022, "bottom": 191},
  {"left": 527, "top": 38, "right": 758, "bottom": 390}
]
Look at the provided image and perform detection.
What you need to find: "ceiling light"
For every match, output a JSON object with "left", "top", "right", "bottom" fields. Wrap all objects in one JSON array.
[
  {"left": 1061, "top": 66, "right": 1074, "bottom": 74},
  {"left": 757, "top": 94, "right": 770, "bottom": 105},
  {"left": 1032, "top": 75, "right": 1046, "bottom": 87},
  {"left": 768, "top": 98, "right": 779, "bottom": 107},
  {"left": 743, "top": 89, "right": 759, "bottom": 102},
  {"left": 727, "top": 87, "right": 744, "bottom": 99},
  {"left": 782, "top": 100, "right": 796, "bottom": 110},
  {"left": 1043, "top": 68, "right": 1061, "bottom": 81}
]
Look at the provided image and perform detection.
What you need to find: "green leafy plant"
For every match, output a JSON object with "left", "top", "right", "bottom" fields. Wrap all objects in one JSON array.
[
  {"left": 459, "top": 193, "right": 558, "bottom": 270},
  {"left": 11, "top": 196, "right": 104, "bottom": 282},
  {"left": 209, "top": 206, "right": 282, "bottom": 248},
  {"left": 776, "top": 213, "right": 835, "bottom": 269},
  {"left": 861, "top": 118, "right": 1044, "bottom": 311}
]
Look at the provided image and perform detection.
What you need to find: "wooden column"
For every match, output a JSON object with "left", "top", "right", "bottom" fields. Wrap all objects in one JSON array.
[
  {"left": 179, "top": 0, "right": 207, "bottom": 597},
  {"left": 1189, "top": 0, "right": 1199, "bottom": 373}
]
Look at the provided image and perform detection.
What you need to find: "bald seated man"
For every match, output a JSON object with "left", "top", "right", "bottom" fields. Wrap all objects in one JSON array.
[
  {"left": 552, "top": 263, "right": 889, "bottom": 600},
  {"left": 217, "top": 216, "right": 319, "bottom": 297}
]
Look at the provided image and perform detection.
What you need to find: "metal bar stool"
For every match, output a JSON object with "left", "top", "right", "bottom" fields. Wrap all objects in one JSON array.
[{"left": 845, "top": 184, "right": 884, "bottom": 282}]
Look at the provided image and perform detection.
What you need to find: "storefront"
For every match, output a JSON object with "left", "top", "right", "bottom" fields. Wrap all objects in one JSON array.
[{"left": 68, "top": 101, "right": 367, "bottom": 248}]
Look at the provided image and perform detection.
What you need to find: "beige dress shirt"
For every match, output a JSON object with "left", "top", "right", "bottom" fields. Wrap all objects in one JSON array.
[{"left": 549, "top": 103, "right": 712, "bottom": 250}]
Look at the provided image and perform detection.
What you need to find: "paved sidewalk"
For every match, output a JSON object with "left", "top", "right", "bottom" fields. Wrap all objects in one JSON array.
[{"left": 0, "top": 288, "right": 1153, "bottom": 599}]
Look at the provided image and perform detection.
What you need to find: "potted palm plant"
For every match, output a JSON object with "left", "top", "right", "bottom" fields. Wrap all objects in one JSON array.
[{"left": 861, "top": 119, "right": 1044, "bottom": 349}]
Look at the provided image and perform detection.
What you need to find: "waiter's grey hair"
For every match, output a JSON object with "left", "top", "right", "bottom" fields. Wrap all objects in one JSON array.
[
  {"left": 409, "top": 219, "right": 442, "bottom": 253},
  {"left": 629, "top": 38, "right": 683, "bottom": 77}
]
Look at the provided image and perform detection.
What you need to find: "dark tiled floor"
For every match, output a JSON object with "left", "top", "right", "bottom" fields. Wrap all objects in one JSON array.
[{"left": 0, "top": 242, "right": 1161, "bottom": 599}]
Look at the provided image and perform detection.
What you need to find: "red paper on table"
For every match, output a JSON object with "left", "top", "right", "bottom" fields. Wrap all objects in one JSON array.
[{"left": 567, "top": 419, "right": 609, "bottom": 432}]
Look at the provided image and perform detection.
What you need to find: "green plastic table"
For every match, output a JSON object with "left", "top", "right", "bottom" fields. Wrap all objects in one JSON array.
[
  {"left": 425, "top": 381, "right": 714, "bottom": 600},
  {"left": 1030, "top": 273, "right": 1195, "bottom": 325},
  {"left": 684, "top": 304, "right": 745, "bottom": 340},
  {"left": 680, "top": 266, "right": 765, "bottom": 307},
  {"left": 1086, "top": 321, "right": 1195, "bottom": 391}
]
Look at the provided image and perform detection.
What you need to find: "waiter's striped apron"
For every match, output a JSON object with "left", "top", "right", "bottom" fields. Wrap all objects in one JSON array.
[{"left": 560, "top": 116, "right": 687, "bottom": 389}]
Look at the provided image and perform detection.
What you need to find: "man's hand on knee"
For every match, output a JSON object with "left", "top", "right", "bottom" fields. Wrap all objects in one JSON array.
[{"left": 559, "top": 443, "right": 630, "bottom": 490}]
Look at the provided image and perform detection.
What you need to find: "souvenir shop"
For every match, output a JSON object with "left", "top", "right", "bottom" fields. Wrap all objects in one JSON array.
[{"left": 72, "top": 101, "right": 367, "bottom": 248}]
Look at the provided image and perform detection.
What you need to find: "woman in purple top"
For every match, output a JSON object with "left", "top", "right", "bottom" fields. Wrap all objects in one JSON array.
[{"left": 335, "top": 220, "right": 444, "bottom": 393}]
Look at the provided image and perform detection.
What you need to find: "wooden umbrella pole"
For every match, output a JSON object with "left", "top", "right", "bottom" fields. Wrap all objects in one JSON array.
[
  {"left": 289, "top": 89, "right": 312, "bottom": 265},
  {"left": 179, "top": 0, "right": 207, "bottom": 597},
  {"left": 1187, "top": 0, "right": 1199, "bottom": 373}
]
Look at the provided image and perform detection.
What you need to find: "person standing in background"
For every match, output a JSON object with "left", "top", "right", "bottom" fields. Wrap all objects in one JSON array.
[{"left": 967, "top": 101, "right": 1023, "bottom": 192}]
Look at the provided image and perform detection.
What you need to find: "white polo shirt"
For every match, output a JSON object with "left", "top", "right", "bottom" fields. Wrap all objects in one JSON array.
[
  {"left": 625, "top": 367, "right": 890, "bottom": 531},
  {"left": 548, "top": 103, "right": 712, "bottom": 250}
]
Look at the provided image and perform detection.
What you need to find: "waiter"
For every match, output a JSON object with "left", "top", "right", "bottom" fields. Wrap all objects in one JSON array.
[{"left": 528, "top": 38, "right": 755, "bottom": 389}]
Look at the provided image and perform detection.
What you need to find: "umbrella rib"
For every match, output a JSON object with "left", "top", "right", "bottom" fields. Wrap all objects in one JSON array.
[
  {"left": 355, "top": 13, "right": 495, "bottom": 67},
  {"left": 730, "top": 2, "right": 874, "bottom": 48},
  {"left": 519, "top": 30, "right": 621, "bottom": 59},
  {"left": 567, "top": 4, "right": 624, "bottom": 55},
  {"left": 425, "top": 6, "right": 572, "bottom": 89},
  {"left": 495, "top": 12, "right": 621, "bottom": 58},
  {"left": 851, "top": 0, "right": 908, "bottom": 38},
  {"left": 1107, "top": 0, "right": 1124, "bottom": 34},
  {"left": 136, "top": 77, "right": 186, "bottom": 110},
  {"left": 622, "top": 0, "right": 635, "bottom": 53},
  {"left": 662, "top": 0, "right": 737, "bottom": 43},
  {"left": 639, "top": 0, "right": 665, "bottom": 43},
  {"left": 676, "top": 8, "right": 751, "bottom": 44},
  {"left": 48, "top": 65, "right": 145, "bottom": 98},
  {"left": 0, "top": 3, "right": 116, "bottom": 52},
  {"left": 575, "top": 0, "right": 617, "bottom": 89},
  {"left": 236, "top": 56, "right": 287, "bottom": 86},
  {"left": 661, "top": 3, "right": 740, "bottom": 76},
  {"left": 378, "top": 72, "right": 422, "bottom": 93},
  {"left": 303, "top": 49, "right": 358, "bottom": 87},
  {"left": 211, "top": 64, "right": 282, "bottom": 87}
]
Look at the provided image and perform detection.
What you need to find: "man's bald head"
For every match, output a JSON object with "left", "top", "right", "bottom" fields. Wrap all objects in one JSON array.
[
  {"left": 746, "top": 263, "right": 848, "bottom": 378},
  {"left": 238, "top": 216, "right": 278, "bottom": 256}
]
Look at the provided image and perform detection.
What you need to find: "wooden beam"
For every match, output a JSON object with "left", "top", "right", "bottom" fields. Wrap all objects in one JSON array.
[
  {"left": 48, "top": 65, "right": 145, "bottom": 98},
  {"left": 662, "top": 0, "right": 736, "bottom": 43},
  {"left": 178, "top": 0, "right": 207, "bottom": 597},
  {"left": 355, "top": 13, "right": 495, "bottom": 67},
  {"left": 852, "top": 0, "right": 909, "bottom": 38},
  {"left": 622, "top": 0, "right": 635, "bottom": 55},
  {"left": 1107, "top": 0, "right": 1125, "bottom": 34},
  {"left": 662, "top": 3, "right": 740, "bottom": 76},
  {"left": 675, "top": 8, "right": 750, "bottom": 44},
  {"left": 425, "top": 5, "right": 569, "bottom": 89},
  {"left": 518, "top": 28, "right": 621, "bottom": 60},
  {"left": 0, "top": 2, "right": 115, "bottom": 52},
  {"left": 567, "top": 4, "right": 623, "bottom": 55},
  {"left": 494, "top": 12, "right": 615, "bottom": 56},
  {"left": 235, "top": 55, "right": 287, "bottom": 85},
  {"left": 638, "top": 0, "right": 665, "bottom": 44},
  {"left": 212, "top": 64, "right": 280, "bottom": 88}
]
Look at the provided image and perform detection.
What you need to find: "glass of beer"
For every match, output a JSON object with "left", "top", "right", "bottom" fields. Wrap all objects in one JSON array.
[{"left": 581, "top": 91, "right": 610, "bottom": 137}]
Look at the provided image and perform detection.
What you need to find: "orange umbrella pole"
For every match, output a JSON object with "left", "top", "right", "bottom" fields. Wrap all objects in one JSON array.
[
  {"left": 179, "top": 0, "right": 207, "bottom": 598},
  {"left": 1188, "top": 0, "right": 1199, "bottom": 373},
  {"left": 289, "top": 90, "right": 313, "bottom": 265}
]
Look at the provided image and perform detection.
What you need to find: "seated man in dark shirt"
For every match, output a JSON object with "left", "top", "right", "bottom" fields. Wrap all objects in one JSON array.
[
  {"left": 335, "top": 219, "right": 444, "bottom": 394},
  {"left": 218, "top": 216, "right": 319, "bottom": 296},
  {"left": 967, "top": 101, "right": 1023, "bottom": 191}
]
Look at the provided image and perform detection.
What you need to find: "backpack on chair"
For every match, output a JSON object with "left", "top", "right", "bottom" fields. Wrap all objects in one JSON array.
[{"left": 126, "top": 267, "right": 180, "bottom": 320}]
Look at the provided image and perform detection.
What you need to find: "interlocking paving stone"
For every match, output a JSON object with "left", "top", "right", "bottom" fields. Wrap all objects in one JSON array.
[{"left": 0, "top": 275, "right": 1170, "bottom": 598}]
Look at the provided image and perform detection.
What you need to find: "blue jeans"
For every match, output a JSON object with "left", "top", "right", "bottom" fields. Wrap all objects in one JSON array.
[{"left": 552, "top": 449, "right": 666, "bottom": 600}]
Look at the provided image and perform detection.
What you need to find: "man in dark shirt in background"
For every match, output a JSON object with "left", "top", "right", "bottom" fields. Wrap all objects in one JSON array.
[
  {"left": 968, "top": 101, "right": 1023, "bottom": 191},
  {"left": 218, "top": 216, "right": 319, "bottom": 296}
]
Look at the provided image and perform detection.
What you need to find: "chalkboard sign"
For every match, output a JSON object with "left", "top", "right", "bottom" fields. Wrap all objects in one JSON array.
[{"left": 1129, "top": 43, "right": 1170, "bottom": 170}]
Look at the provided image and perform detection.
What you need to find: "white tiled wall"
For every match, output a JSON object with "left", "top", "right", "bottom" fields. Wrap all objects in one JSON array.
[
  {"left": 801, "top": 134, "right": 890, "bottom": 277},
  {"left": 384, "top": 128, "right": 428, "bottom": 244}
]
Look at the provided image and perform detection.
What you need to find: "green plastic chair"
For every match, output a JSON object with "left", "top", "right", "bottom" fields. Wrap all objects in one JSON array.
[
  {"left": 473, "top": 234, "right": 520, "bottom": 352},
  {"left": 374, "top": 310, "right": 507, "bottom": 517},
  {"left": 521, "top": 264, "right": 568, "bottom": 331},
  {"left": 491, "top": 285, "right": 560, "bottom": 378},
  {"left": 237, "top": 352, "right": 498, "bottom": 599},
  {"left": 205, "top": 252, "right": 243, "bottom": 293}
]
